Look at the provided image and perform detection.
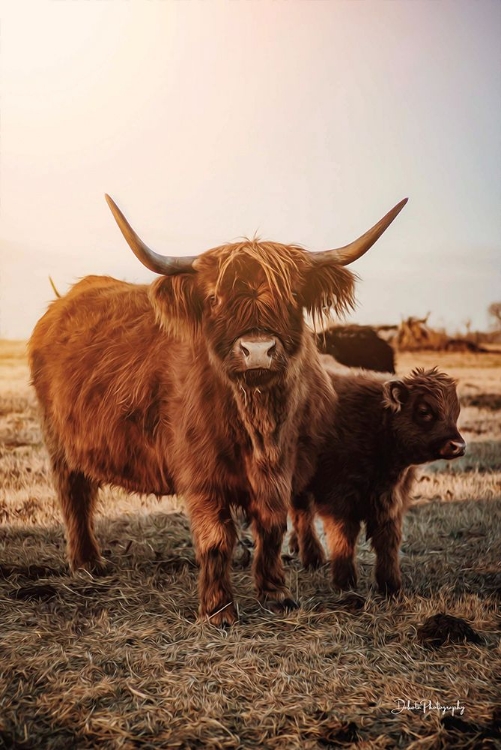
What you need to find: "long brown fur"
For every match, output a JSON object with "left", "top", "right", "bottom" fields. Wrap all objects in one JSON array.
[
  {"left": 29, "top": 238, "right": 354, "bottom": 625},
  {"left": 290, "top": 367, "right": 464, "bottom": 595}
]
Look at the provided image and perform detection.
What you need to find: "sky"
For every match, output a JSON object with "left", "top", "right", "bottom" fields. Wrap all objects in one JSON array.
[{"left": 1, "top": 0, "right": 500, "bottom": 339}]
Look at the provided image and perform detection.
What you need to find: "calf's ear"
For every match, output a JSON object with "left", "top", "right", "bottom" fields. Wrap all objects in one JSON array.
[
  {"left": 383, "top": 379, "right": 409, "bottom": 413},
  {"left": 149, "top": 275, "right": 203, "bottom": 338}
]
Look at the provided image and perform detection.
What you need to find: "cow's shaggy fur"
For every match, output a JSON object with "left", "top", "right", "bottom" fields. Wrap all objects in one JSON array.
[
  {"left": 290, "top": 367, "right": 464, "bottom": 595},
  {"left": 28, "top": 238, "right": 359, "bottom": 625}
]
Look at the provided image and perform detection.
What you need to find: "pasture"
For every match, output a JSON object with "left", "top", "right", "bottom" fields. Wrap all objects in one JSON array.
[{"left": 0, "top": 340, "right": 500, "bottom": 749}]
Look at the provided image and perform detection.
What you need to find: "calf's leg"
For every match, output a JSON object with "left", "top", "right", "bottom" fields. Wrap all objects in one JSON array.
[
  {"left": 371, "top": 517, "right": 403, "bottom": 595},
  {"left": 321, "top": 514, "right": 360, "bottom": 590}
]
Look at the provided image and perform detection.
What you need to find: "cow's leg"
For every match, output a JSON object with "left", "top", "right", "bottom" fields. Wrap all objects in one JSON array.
[
  {"left": 51, "top": 454, "right": 104, "bottom": 574},
  {"left": 371, "top": 517, "right": 403, "bottom": 596},
  {"left": 290, "top": 492, "right": 326, "bottom": 569},
  {"left": 250, "top": 504, "right": 298, "bottom": 613},
  {"left": 322, "top": 514, "right": 360, "bottom": 590},
  {"left": 188, "top": 497, "right": 238, "bottom": 627},
  {"left": 288, "top": 528, "right": 299, "bottom": 556}
]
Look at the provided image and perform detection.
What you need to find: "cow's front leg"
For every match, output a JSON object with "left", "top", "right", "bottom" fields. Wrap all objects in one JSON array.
[
  {"left": 187, "top": 494, "right": 237, "bottom": 626},
  {"left": 250, "top": 502, "right": 299, "bottom": 614}
]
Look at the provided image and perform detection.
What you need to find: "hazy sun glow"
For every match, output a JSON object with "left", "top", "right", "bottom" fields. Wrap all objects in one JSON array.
[{"left": 1, "top": 0, "right": 500, "bottom": 338}]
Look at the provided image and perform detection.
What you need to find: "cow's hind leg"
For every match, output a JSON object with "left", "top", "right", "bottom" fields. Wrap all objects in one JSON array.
[
  {"left": 188, "top": 496, "right": 238, "bottom": 627},
  {"left": 51, "top": 455, "right": 105, "bottom": 574},
  {"left": 290, "top": 492, "right": 326, "bottom": 569},
  {"left": 251, "top": 506, "right": 298, "bottom": 614}
]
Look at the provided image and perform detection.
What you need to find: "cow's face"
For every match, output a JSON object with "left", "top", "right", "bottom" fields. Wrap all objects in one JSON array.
[
  {"left": 104, "top": 195, "right": 407, "bottom": 388},
  {"left": 151, "top": 241, "right": 356, "bottom": 388},
  {"left": 383, "top": 368, "right": 465, "bottom": 463}
]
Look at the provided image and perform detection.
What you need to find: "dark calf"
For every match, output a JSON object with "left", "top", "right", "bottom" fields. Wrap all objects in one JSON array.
[{"left": 290, "top": 368, "right": 465, "bottom": 595}]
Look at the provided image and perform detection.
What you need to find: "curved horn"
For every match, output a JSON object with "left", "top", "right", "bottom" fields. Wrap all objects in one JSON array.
[
  {"left": 312, "top": 198, "right": 408, "bottom": 266},
  {"left": 105, "top": 195, "right": 198, "bottom": 275}
]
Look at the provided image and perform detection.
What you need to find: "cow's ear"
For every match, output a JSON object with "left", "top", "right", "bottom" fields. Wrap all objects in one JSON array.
[
  {"left": 149, "top": 275, "right": 203, "bottom": 338},
  {"left": 383, "top": 379, "right": 409, "bottom": 413},
  {"left": 297, "top": 263, "right": 356, "bottom": 329}
]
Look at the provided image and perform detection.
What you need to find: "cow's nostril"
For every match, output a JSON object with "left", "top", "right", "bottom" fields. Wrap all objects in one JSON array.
[
  {"left": 442, "top": 439, "right": 466, "bottom": 458},
  {"left": 237, "top": 337, "right": 277, "bottom": 368}
]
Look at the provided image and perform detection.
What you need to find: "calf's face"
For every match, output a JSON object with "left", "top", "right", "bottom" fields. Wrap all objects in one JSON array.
[{"left": 383, "top": 368, "right": 465, "bottom": 464}]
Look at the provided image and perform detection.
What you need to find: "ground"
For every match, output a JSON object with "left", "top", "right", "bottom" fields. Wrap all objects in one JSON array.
[{"left": 0, "top": 341, "right": 500, "bottom": 749}]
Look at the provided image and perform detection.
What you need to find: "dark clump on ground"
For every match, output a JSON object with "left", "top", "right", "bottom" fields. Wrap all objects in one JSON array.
[
  {"left": 417, "top": 613, "right": 483, "bottom": 649},
  {"left": 440, "top": 712, "right": 501, "bottom": 749}
]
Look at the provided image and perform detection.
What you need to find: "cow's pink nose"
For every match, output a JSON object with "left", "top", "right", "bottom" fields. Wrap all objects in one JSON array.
[{"left": 238, "top": 337, "right": 276, "bottom": 369}]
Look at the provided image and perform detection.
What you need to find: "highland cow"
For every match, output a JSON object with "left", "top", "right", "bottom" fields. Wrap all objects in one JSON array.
[
  {"left": 290, "top": 367, "right": 464, "bottom": 595},
  {"left": 315, "top": 324, "right": 395, "bottom": 373},
  {"left": 29, "top": 195, "right": 407, "bottom": 624}
]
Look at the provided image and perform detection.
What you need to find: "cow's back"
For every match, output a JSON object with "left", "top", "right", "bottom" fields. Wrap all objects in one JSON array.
[{"left": 317, "top": 326, "right": 395, "bottom": 373}]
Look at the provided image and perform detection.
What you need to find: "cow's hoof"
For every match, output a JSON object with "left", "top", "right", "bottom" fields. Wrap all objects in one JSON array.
[
  {"left": 332, "top": 579, "right": 357, "bottom": 593},
  {"left": 377, "top": 581, "right": 402, "bottom": 598},
  {"left": 302, "top": 550, "right": 326, "bottom": 570},
  {"left": 203, "top": 602, "right": 238, "bottom": 628},
  {"left": 262, "top": 597, "right": 300, "bottom": 615},
  {"left": 331, "top": 563, "right": 357, "bottom": 592},
  {"left": 72, "top": 557, "right": 113, "bottom": 577}
]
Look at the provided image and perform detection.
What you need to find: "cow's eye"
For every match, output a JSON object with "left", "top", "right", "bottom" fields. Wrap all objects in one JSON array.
[{"left": 417, "top": 404, "right": 434, "bottom": 421}]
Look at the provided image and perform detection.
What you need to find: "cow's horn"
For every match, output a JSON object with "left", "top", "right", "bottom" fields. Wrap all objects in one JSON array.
[
  {"left": 312, "top": 198, "right": 408, "bottom": 266},
  {"left": 105, "top": 195, "right": 197, "bottom": 275}
]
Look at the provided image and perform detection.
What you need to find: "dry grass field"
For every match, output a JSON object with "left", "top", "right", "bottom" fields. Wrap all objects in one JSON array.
[{"left": 0, "top": 340, "right": 500, "bottom": 749}]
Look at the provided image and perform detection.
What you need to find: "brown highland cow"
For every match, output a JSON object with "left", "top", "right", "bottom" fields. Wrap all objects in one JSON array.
[
  {"left": 290, "top": 367, "right": 465, "bottom": 595},
  {"left": 29, "top": 195, "right": 407, "bottom": 625}
]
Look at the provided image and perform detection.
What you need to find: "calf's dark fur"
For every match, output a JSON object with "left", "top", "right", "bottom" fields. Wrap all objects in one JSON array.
[{"left": 290, "top": 367, "right": 465, "bottom": 595}]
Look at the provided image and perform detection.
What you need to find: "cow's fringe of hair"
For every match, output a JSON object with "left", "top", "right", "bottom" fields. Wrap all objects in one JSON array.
[
  {"left": 190, "top": 238, "right": 358, "bottom": 335},
  {"left": 213, "top": 239, "right": 304, "bottom": 302}
]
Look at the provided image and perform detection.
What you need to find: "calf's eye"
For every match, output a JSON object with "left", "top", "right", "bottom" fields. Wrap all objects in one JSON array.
[{"left": 417, "top": 405, "right": 434, "bottom": 421}]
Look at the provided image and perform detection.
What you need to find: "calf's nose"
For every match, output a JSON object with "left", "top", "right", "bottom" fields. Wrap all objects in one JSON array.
[
  {"left": 440, "top": 439, "right": 466, "bottom": 458},
  {"left": 239, "top": 337, "right": 277, "bottom": 369}
]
